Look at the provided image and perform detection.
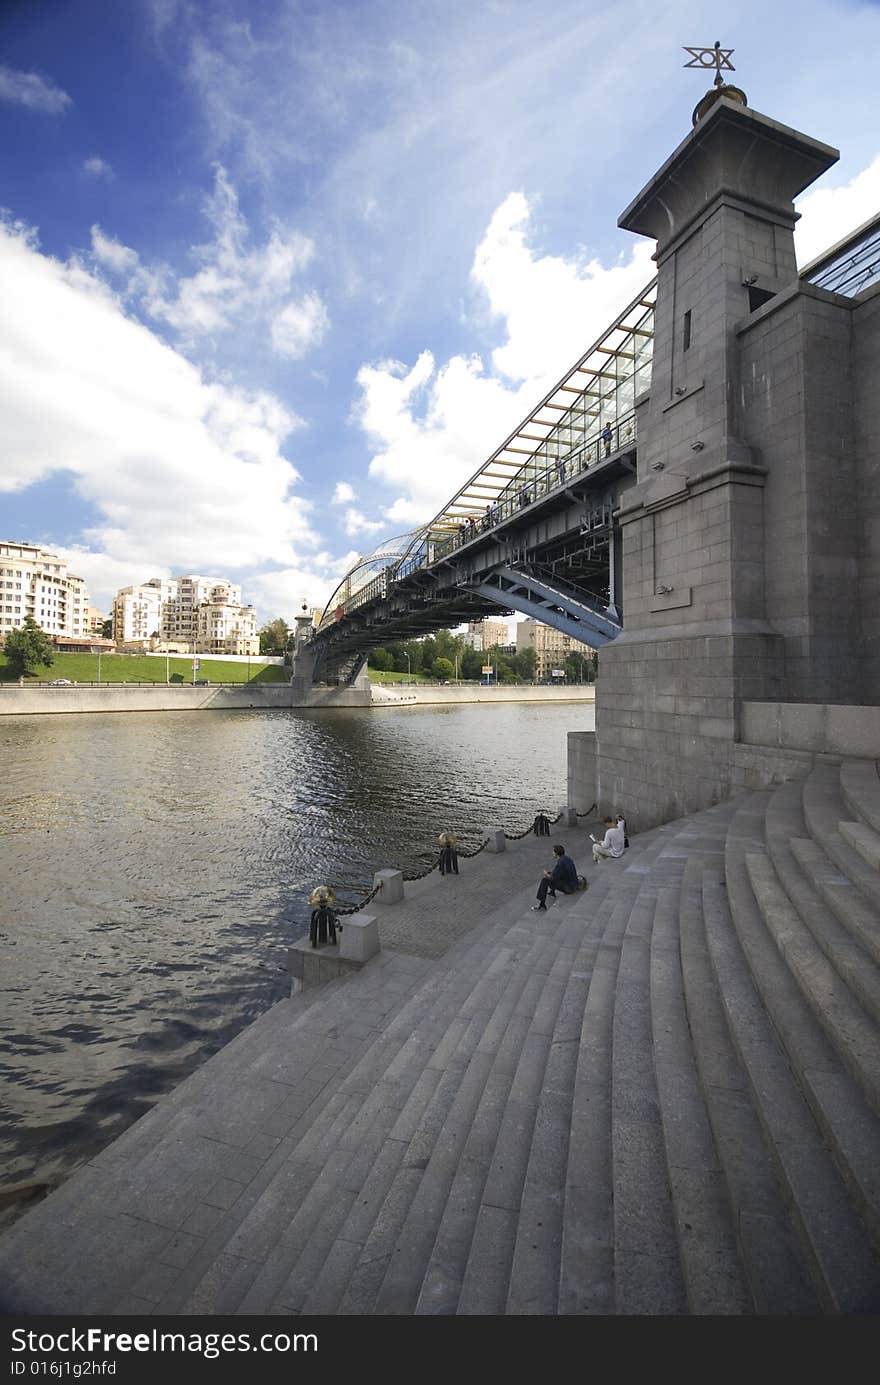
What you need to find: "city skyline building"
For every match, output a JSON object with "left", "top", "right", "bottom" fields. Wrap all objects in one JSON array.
[{"left": 112, "top": 575, "right": 258, "bottom": 655}]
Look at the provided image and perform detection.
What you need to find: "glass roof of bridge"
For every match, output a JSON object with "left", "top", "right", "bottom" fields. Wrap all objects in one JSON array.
[
  {"left": 398, "top": 276, "right": 656, "bottom": 564},
  {"left": 319, "top": 275, "right": 657, "bottom": 629}
]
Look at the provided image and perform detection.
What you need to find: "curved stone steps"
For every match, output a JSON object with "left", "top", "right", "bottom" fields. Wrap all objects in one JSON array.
[
  {"left": 764, "top": 782, "right": 880, "bottom": 1026},
  {"left": 652, "top": 868, "right": 754, "bottom": 1314},
  {"left": 557, "top": 884, "right": 645, "bottom": 1313},
  {"left": 803, "top": 763, "right": 880, "bottom": 916},
  {"left": 840, "top": 819, "right": 880, "bottom": 872},
  {"left": 177, "top": 897, "right": 555, "bottom": 1314},
  {"left": 306, "top": 914, "right": 566, "bottom": 1315},
  {"left": 416, "top": 889, "right": 616, "bottom": 1315},
  {"left": 332, "top": 906, "right": 581, "bottom": 1314},
  {"left": 789, "top": 837, "right": 880, "bottom": 969},
  {"left": 745, "top": 851, "right": 880, "bottom": 1117},
  {"left": 683, "top": 864, "right": 820, "bottom": 1312},
  {"left": 717, "top": 800, "right": 880, "bottom": 1310},
  {"left": 841, "top": 760, "right": 880, "bottom": 835}
]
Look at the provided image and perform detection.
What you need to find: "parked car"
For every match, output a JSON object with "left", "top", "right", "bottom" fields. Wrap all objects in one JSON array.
[
  {"left": 193, "top": 679, "right": 209, "bottom": 685},
  {"left": 48, "top": 678, "right": 73, "bottom": 686}
]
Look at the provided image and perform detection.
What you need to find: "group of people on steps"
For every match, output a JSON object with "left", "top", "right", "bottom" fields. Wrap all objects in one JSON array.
[{"left": 532, "top": 813, "right": 627, "bottom": 912}]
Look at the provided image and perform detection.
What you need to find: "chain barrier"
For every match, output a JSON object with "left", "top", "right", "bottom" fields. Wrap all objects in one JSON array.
[
  {"left": 335, "top": 881, "right": 383, "bottom": 915},
  {"left": 307, "top": 803, "right": 590, "bottom": 917},
  {"left": 576, "top": 802, "right": 598, "bottom": 818}
]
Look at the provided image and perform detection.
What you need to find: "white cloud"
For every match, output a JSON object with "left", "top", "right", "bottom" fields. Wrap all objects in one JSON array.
[
  {"left": 91, "top": 225, "right": 139, "bottom": 275},
  {"left": 90, "top": 165, "right": 328, "bottom": 360},
  {"left": 354, "top": 193, "right": 656, "bottom": 525},
  {"left": 342, "top": 508, "right": 384, "bottom": 537},
  {"left": 0, "top": 216, "right": 331, "bottom": 609},
  {"left": 795, "top": 155, "right": 880, "bottom": 267},
  {"left": 271, "top": 291, "right": 329, "bottom": 359},
  {"left": 83, "top": 156, "right": 114, "bottom": 180},
  {"left": 331, "top": 481, "right": 356, "bottom": 504},
  {"left": 0, "top": 64, "right": 71, "bottom": 114}
]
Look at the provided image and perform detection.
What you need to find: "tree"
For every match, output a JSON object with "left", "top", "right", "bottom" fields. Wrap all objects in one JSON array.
[
  {"left": 432, "top": 657, "right": 454, "bottom": 681},
  {"left": 4, "top": 618, "right": 54, "bottom": 677},
  {"left": 564, "top": 649, "right": 596, "bottom": 682},
  {"left": 101, "top": 618, "right": 113, "bottom": 639},
  {"left": 460, "top": 647, "right": 483, "bottom": 681},
  {"left": 514, "top": 646, "right": 537, "bottom": 681},
  {"left": 368, "top": 647, "right": 394, "bottom": 671},
  {"left": 259, "top": 618, "right": 291, "bottom": 655}
]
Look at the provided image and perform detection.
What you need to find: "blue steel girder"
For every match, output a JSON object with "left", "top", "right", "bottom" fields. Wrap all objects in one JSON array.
[{"left": 468, "top": 565, "right": 621, "bottom": 648}]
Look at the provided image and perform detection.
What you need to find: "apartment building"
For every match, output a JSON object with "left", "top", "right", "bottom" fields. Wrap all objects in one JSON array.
[
  {"left": 0, "top": 540, "right": 89, "bottom": 641},
  {"left": 516, "top": 618, "right": 593, "bottom": 678},
  {"left": 112, "top": 575, "right": 258, "bottom": 654},
  {"left": 195, "top": 585, "right": 258, "bottom": 656},
  {"left": 464, "top": 619, "right": 510, "bottom": 651}
]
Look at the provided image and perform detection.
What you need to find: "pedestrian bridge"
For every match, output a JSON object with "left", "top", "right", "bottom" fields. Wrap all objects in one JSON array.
[{"left": 299, "top": 279, "right": 657, "bottom": 684}]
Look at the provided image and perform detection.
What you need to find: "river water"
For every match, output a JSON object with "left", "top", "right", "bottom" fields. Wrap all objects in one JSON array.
[{"left": 0, "top": 701, "right": 592, "bottom": 1215}]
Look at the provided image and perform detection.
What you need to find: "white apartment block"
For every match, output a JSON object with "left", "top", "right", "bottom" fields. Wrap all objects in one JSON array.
[
  {"left": 112, "top": 575, "right": 257, "bottom": 655},
  {"left": 195, "top": 585, "right": 258, "bottom": 656},
  {"left": 0, "top": 540, "right": 89, "bottom": 641},
  {"left": 516, "top": 618, "right": 594, "bottom": 678}
]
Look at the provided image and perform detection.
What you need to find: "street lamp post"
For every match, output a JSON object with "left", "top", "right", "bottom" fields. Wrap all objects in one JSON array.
[
  {"left": 97, "top": 650, "right": 102, "bottom": 686},
  {"left": 405, "top": 650, "right": 411, "bottom": 680}
]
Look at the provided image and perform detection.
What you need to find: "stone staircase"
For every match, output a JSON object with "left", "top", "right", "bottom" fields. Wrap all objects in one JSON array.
[{"left": 2, "top": 762, "right": 879, "bottom": 1315}]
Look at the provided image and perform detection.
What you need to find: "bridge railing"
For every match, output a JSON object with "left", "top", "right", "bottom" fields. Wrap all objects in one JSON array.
[
  {"left": 317, "top": 410, "right": 637, "bottom": 628},
  {"left": 394, "top": 409, "right": 637, "bottom": 578}
]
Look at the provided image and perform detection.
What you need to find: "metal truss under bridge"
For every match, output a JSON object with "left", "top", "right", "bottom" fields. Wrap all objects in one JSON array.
[{"left": 302, "top": 277, "right": 657, "bottom": 684}]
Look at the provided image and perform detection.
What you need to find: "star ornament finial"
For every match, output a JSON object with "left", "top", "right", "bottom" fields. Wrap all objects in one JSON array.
[{"left": 683, "top": 40, "right": 735, "bottom": 88}]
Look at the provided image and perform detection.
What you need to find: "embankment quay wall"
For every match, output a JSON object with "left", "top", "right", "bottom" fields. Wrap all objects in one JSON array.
[
  {"left": 0, "top": 682, "right": 596, "bottom": 716},
  {"left": 0, "top": 683, "right": 371, "bottom": 716},
  {"left": 371, "top": 684, "right": 596, "bottom": 707}
]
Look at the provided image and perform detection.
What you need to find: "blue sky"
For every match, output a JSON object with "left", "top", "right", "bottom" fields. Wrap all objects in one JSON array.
[{"left": 1, "top": 0, "right": 879, "bottom": 621}]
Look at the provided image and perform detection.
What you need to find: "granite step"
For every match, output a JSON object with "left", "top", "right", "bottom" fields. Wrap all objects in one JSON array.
[
  {"left": 258, "top": 902, "right": 564, "bottom": 1313},
  {"left": 414, "top": 879, "right": 620, "bottom": 1315},
  {"left": 803, "top": 763, "right": 880, "bottom": 916},
  {"left": 765, "top": 781, "right": 880, "bottom": 1026},
  {"left": 684, "top": 861, "right": 819, "bottom": 1312},
  {"left": 745, "top": 850, "right": 880, "bottom": 1117},
  {"left": 718, "top": 797, "right": 880, "bottom": 1310},
  {"left": 841, "top": 759, "right": 880, "bottom": 835},
  {"left": 840, "top": 820, "right": 880, "bottom": 873},
  {"left": 789, "top": 837, "right": 880, "bottom": 969},
  {"left": 557, "top": 882, "right": 648, "bottom": 1313},
  {"left": 154, "top": 894, "right": 556, "bottom": 1313},
  {"left": 334, "top": 907, "right": 577, "bottom": 1313},
  {"left": 652, "top": 834, "right": 754, "bottom": 1313}
]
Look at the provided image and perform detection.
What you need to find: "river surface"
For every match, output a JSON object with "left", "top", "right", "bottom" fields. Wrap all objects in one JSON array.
[{"left": 0, "top": 702, "right": 592, "bottom": 1216}]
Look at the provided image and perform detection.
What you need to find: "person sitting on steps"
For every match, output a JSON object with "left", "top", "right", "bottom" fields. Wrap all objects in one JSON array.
[
  {"left": 533, "top": 843, "right": 580, "bottom": 911},
  {"left": 591, "top": 816, "right": 626, "bottom": 863}
]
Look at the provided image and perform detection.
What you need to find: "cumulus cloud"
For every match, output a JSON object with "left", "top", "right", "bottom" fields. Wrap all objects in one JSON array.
[
  {"left": 331, "top": 481, "right": 356, "bottom": 504},
  {"left": 83, "top": 156, "right": 114, "bottom": 180},
  {"left": 0, "top": 64, "right": 71, "bottom": 114},
  {"left": 794, "top": 155, "right": 880, "bottom": 266},
  {"left": 0, "top": 215, "right": 344, "bottom": 612},
  {"left": 88, "top": 165, "right": 328, "bottom": 359},
  {"left": 355, "top": 193, "right": 656, "bottom": 524}
]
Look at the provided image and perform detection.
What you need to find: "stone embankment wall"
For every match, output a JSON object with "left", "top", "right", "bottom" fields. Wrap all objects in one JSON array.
[
  {"left": 0, "top": 684, "right": 371, "bottom": 716},
  {"left": 370, "top": 684, "right": 596, "bottom": 708}
]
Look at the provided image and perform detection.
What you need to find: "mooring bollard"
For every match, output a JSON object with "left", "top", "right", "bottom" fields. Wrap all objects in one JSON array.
[
  {"left": 483, "top": 828, "right": 506, "bottom": 853},
  {"left": 339, "top": 913, "right": 380, "bottom": 963},
  {"left": 558, "top": 805, "right": 578, "bottom": 827},
  {"left": 373, "top": 868, "right": 404, "bottom": 903}
]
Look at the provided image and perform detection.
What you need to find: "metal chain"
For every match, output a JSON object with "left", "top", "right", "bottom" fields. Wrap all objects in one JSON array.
[
  {"left": 335, "top": 881, "right": 383, "bottom": 915},
  {"left": 576, "top": 802, "right": 598, "bottom": 818}
]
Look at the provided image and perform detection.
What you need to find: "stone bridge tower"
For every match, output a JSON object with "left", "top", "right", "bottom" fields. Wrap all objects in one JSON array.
[{"left": 591, "top": 85, "right": 879, "bottom": 827}]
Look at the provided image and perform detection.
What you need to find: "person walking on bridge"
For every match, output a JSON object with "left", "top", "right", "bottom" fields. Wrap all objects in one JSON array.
[{"left": 601, "top": 423, "right": 613, "bottom": 457}]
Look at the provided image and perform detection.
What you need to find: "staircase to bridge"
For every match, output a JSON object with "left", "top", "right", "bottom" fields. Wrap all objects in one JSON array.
[{"left": 3, "top": 757, "right": 878, "bottom": 1314}]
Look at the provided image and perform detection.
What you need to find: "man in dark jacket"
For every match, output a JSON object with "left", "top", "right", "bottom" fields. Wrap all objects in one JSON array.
[{"left": 533, "top": 843, "right": 580, "bottom": 911}]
